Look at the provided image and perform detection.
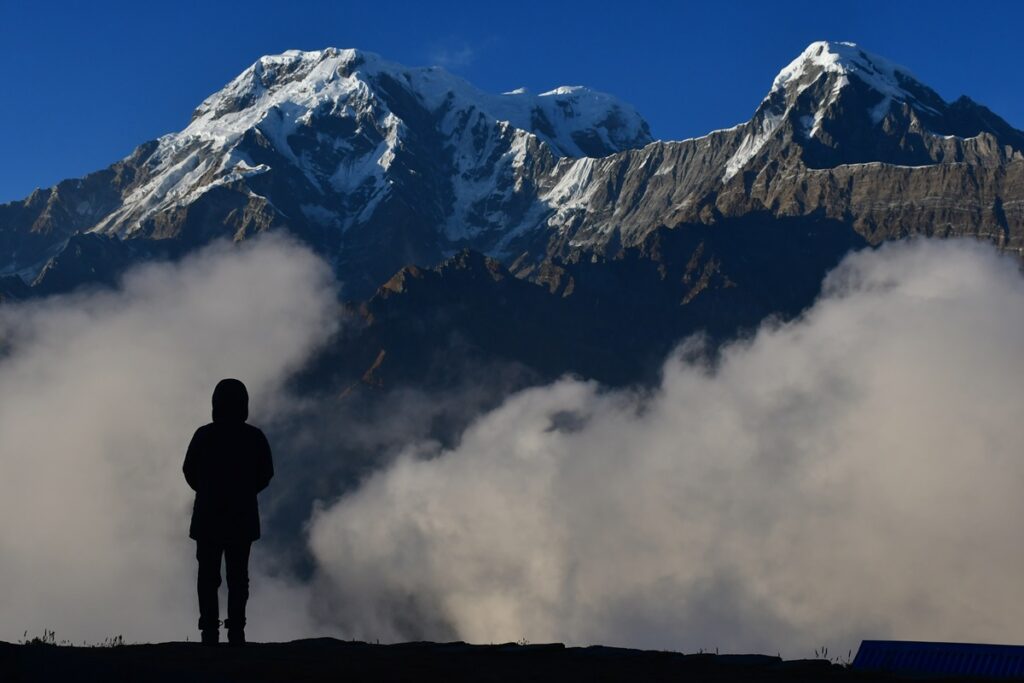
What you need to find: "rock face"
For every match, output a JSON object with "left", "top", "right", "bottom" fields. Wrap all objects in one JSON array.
[
  {"left": 0, "top": 48, "right": 651, "bottom": 296},
  {"left": 0, "top": 275, "right": 29, "bottom": 303},
  {"left": 509, "top": 41, "right": 1024, "bottom": 273},
  {"left": 1, "top": 41, "right": 1022, "bottom": 385},
  {"left": 310, "top": 210, "right": 868, "bottom": 391}
]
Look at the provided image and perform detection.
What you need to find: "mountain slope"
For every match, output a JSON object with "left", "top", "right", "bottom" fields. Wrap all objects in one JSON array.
[
  {"left": 511, "top": 41, "right": 1024, "bottom": 272},
  {"left": 0, "top": 48, "right": 651, "bottom": 295},
  {"left": 1, "top": 41, "right": 1021, "bottom": 319}
]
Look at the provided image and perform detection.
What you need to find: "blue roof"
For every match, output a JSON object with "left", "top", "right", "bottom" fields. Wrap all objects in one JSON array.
[{"left": 853, "top": 640, "right": 1024, "bottom": 678}]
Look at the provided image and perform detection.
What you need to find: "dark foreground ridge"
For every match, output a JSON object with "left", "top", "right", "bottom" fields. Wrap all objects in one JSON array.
[{"left": 0, "top": 638, "right": 996, "bottom": 682}]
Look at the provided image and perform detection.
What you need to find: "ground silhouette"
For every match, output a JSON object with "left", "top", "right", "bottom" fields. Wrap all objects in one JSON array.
[{"left": 0, "top": 638, "right": 970, "bottom": 682}]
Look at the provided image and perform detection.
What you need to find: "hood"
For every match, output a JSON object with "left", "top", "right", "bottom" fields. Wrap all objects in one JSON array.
[{"left": 212, "top": 378, "right": 249, "bottom": 423}]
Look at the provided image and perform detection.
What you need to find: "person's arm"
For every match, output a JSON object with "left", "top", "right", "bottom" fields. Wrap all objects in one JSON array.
[
  {"left": 183, "top": 429, "right": 203, "bottom": 491},
  {"left": 254, "top": 430, "right": 274, "bottom": 493}
]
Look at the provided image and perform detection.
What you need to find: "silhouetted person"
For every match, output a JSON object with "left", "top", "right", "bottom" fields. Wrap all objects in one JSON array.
[{"left": 183, "top": 378, "right": 273, "bottom": 646}]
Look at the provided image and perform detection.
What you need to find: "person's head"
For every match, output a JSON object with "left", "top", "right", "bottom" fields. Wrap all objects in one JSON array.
[{"left": 212, "top": 378, "right": 248, "bottom": 423}]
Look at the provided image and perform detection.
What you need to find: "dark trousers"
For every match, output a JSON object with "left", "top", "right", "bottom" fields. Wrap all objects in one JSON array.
[{"left": 196, "top": 540, "right": 252, "bottom": 631}]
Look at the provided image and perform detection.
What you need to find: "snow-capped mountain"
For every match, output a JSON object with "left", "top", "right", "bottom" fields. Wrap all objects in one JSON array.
[
  {"left": 744, "top": 41, "right": 1024, "bottom": 170},
  {"left": 511, "top": 40, "right": 1024, "bottom": 269},
  {"left": 102, "top": 48, "right": 650, "bottom": 240},
  {"left": 1, "top": 41, "right": 1022, "bottom": 300},
  {"left": 0, "top": 47, "right": 651, "bottom": 293}
]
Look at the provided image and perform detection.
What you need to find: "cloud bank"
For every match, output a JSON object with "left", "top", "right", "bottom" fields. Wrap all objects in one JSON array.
[
  {"left": 3, "top": 236, "right": 1024, "bottom": 656},
  {"left": 309, "top": 239, "right": 1024, "bottom": 655},
  {"left": 0, "top": 235, "right": 339, "bottom": 643}
]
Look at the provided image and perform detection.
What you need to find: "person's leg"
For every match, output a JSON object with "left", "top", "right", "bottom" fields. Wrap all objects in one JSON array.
[
  {"left": 224, "top": 541, "right": 252, "bottom": 644},
  {"left": 196, "top": 540, "right": 224, "bottom": 644}
]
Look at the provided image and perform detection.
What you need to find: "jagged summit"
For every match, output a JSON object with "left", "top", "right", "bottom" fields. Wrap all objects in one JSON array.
[
  {"left": 82, "top": 46, "right": 652, "bottom": 262},
  {"left": 769, "top": 41, "right": 942, "bottom": 118},
  {"left": 189, "top": 46, "right": 651, "bottom": 158},
  {"left": 765, "top": 40, "right": 946, "bottom": 133},
  {"left": 771, "top": 41, "right": 910, "bottom": 88},
  {"left": 719, "top": 40, "right": 1024, "bottom": 179},
  {"left": 1, "top": 42, "right": 1022, "bottom": 302}
]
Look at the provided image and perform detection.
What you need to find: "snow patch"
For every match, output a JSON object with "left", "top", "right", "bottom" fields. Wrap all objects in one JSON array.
[
  {"left": 798, "top": 115, "right": 815, "bottom": 137},
  {"left": 722, "top": 112, "right": 784, "bottom": 181},
  {"left": 772, "top": 41, "right": 942, "bottom": 124},
  {"left": 869, "top": 96, "right": 893, "bottom": 124},
  {"left": 91, "top": 47, "right": 651, "bottom": 240}
]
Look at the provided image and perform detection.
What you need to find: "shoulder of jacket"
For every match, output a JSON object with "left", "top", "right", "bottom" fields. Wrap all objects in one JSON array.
[
  {"left": 194, "top": 423, "right": 216, "bottom": 437},
  {"left": 245, "top": 424, "right": 271, "bottom": 450}
]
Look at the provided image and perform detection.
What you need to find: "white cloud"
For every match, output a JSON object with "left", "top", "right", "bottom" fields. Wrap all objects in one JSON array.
[
  {"left": 0, "top": 235, "right": 339, "bottom": 643},
  {"left": 429, "top": 43, "right": 478, "bottom": 70},
  {"left": 4, "top": 236, "right": 1024, "bottom": 655},
  {"left": 308, "top": 239, "right": 1024, "bottom": 656}
]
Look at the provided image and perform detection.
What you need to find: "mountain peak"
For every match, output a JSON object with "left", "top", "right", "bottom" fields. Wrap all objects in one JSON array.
[
  {"left": 772, "top": 42, "right": 915, "bottom": 94},
  {"left": 768, "top": 41, "right": 945, "bottom": 124},
  {"left": 186, "top": 46, "right": 650, "bottom": 157},
  {"left": 719, "top": 40, "right": 1024, "bottom": 181},
  {"left": 38, "top": 45, "right": 651, "bottom": 281},
  {"left": 260, "top": 46, "right": 367, "bottom": 63}
]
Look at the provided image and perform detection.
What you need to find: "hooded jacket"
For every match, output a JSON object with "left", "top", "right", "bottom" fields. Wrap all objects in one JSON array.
[{"left": 183, "top": 379, "right": 274, "bottom": 542}]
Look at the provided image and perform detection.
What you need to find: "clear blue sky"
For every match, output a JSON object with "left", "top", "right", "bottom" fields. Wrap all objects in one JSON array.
[{"left": 2, "top": 0, "right": 1022, "bottom": 202}]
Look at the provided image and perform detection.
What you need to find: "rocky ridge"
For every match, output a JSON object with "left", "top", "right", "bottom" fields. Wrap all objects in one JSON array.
[
  {"left": 0, "top": 48, "right": 651, "bottom": 295},
  {"left": 511, "top": 41, "right": 1024, "bottom": 278},
  {"left": 1, "top": 41, "right": 1022, "bottom": 389}
]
